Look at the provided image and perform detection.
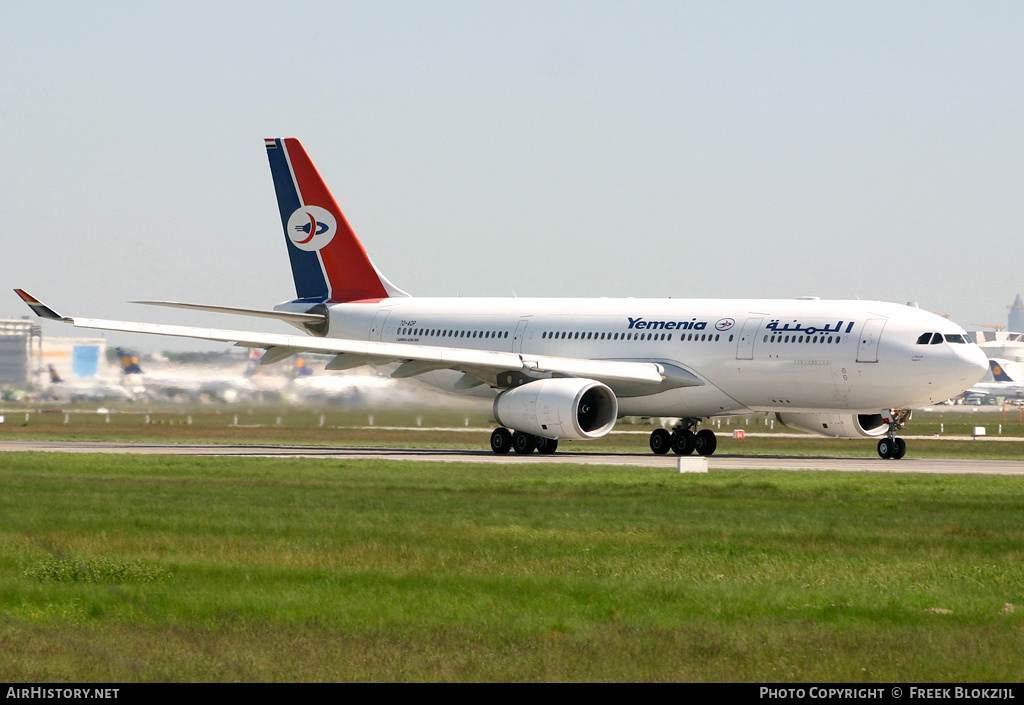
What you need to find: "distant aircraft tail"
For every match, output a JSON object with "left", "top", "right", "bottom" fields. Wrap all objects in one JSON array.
[
  {"left": 293, "top": 355, "right": 312, "bottom": 378},
  {"left": 117, "top": 348, "right": 143, "bottom": 375},
  {"left": 989, "top": 359, "right": 1016, "bottom": 382},
  {"left": 243, "top": 348, "right": 260, "bottom": 377},
  {"left": 264, "top": 138, "right": 409, "bottom": 304}
]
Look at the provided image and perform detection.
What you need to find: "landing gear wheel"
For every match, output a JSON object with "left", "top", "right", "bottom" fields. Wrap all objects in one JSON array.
[
  {"left": 694, "top": 429, "right": 718, "bottom": 456},
  {"left": 879, "top": 409, "right": 911, "bottom": 460},
  {"left": 671, "top": 430, "right": 695, "bottom": 455},
  {"left": 536, "top": 437, "right": 559, "bottom": 455},
  {"left": 490, "top": 427, "right": 512, "bottom": 455},
  {"left": 650, "top": 428, "right": 671, "bottom": 455},
  {"left": 512, "top": 431, "right": 538, "bottom": 455}
]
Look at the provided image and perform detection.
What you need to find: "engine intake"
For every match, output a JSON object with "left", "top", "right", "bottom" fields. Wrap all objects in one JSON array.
[
  {"left": 493, "top": 378, "right": 618, "bottom": 441},
  {"left": 775, "top": 412, "right": 888, "bottom": 439}
]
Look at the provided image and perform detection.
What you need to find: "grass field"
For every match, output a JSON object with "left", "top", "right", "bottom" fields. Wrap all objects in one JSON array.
[
  {"left": 3, "top": 401, "right": 1024, "bottom": 459},
  {"left": 1, "top": 443, "right": 1023, "bottom": 682}
]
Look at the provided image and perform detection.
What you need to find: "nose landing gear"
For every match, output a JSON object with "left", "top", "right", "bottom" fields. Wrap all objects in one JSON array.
[
  {"left": 877, "top": 436, "right": 907, "bottom": 459},
  {"left": 877, "top": 409, "right": 911, "bottom": 459}
]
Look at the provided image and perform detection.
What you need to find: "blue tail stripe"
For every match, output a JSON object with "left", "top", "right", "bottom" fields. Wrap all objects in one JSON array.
[
  {"left": 265, "top": 139, "right": 329, "bottom": 301},
  {"left": 990, "top": 360, "right": 1015, "bottom": 382}
]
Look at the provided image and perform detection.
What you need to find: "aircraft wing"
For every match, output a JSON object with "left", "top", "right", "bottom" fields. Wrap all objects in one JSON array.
[{"left": 14, "top": 290, "right": 701, "bottom": 392}]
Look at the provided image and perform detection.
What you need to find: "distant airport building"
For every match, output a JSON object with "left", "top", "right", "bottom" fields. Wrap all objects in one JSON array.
[
  {"left": 42, "top": 337, "right": 108, "bottom": 382},
  {"left": 0, "top": 319, "right": 42, "bottom": 388},
  {"left": 1010, "top": 294, "right": 1024, "bottom": 334},
  {"left": 0, "top": 322, "right": 109, "bottom": 391},
  {"left": 965, "top": 294, "right": 1024, "bottom": 364}
]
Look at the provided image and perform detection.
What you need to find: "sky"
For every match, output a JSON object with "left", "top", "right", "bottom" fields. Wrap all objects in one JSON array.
[{"left": 2, "top": 1, "right": 1022, "bottom": 352}]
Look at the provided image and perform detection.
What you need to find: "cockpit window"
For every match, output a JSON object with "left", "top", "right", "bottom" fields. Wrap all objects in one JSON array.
[{"left": 917, "top": 331, "right": 969, "bottom": 344}]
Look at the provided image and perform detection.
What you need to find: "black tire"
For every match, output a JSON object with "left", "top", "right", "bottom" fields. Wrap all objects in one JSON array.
[
  {"left": 536, "top": 437, "right": 559, "bottom": 455},
  {"left": 894, "top": 437, "right": 907, "bottom": 459},
  {"left": 490, "top": 427, "right": 512, "bottom": 454},
  {"left": 877, "top": 438, "right": 894, "bottom": 459},
  {"left": 694, "top": 429, "right": 718, "bottom": 456},
  {"left": 672, "top": 429, "right": 695, "bottom": 455},
  {"left": 650, "top": 428, "right": 671, "bottom": 455},
  {"left": 512, "top": 431, "right": 538, "bottom": 454}
]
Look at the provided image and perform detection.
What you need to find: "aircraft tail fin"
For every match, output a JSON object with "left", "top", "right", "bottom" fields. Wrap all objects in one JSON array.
[
  {"left": 293, "top": 354, "right": 312, "bottom": 378},
  {"left": 264, "top": 138, "right": 409, "bottom": 304},
  {"left": 989, "top": 359, "right": 1015, "bottom": 382},
  {"left": 117, "top": 348, "right": 143, "bottom": 375}
]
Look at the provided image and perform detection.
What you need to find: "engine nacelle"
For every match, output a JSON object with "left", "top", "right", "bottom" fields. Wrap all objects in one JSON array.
[
  {"left": 493, "top": 378, "right": 618, "bottom": 441},
  {"left": 775, "top": 412, "right": 889, "bottom": 439}
]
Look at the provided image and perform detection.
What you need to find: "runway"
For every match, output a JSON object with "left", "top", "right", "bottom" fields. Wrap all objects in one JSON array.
[{"left": 2, "top": 440, "right": 1023, "bottom": 475}]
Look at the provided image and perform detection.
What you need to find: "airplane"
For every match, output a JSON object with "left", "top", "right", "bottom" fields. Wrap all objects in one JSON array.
[
  {"left": 15, "top": 138, "right": 989, "bottom": 459},
  {"left": 288, "top": 364, "right": 454, "bottom": 408},
  {"left": 40, "top": 347, "right": 145, "bottom": 402},
  {"left": 962, "top": 359, "right": 1024, "bottom": 404},
  {"left": 140, "top": 350, "right": 395, "bottom": 404},
  {"left": 122, "top": 348, "right": 290, "bottom": 403},
  {"left": 117, "top": 347, "right": 143, "bottom": 375},
  {"left": 975, "top": 331, "right": 1024, "bottom": 365}
]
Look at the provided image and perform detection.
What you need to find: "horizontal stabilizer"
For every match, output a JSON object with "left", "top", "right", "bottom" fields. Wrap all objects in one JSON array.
[{"left": 132, "top": 300, "right": 326, "bottom": 325}]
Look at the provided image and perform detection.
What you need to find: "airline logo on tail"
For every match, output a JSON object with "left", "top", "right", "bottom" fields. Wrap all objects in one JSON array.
[
  {"left": 287, "top": 206, "right": 337, "bottom": 251},
  {"left": 990, "top": 360, "right": 1015, "bottom": 382},
  {"left": 265, "top": 137, "right": 405, "bottom": 303},
  {"left": 117, "top": 348, "right": 143, "bottom": 375}
]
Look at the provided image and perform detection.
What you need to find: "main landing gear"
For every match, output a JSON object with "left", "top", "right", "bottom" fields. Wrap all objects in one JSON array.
[
  {"left": 490, "top": 427, "right": 558, "bottom": 455},
  {"left": 877, "top": 409, "right": 911, "bottom": 460},
  {"left": 649, "top": 419, "right": 718, "bottom": 456}
]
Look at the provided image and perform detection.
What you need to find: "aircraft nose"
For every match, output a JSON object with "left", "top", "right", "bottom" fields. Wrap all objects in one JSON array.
[{"left": 959, "top": 344, "right": 989, "bottom": 385}]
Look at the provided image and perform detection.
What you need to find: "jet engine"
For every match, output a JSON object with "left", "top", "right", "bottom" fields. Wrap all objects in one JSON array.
[
  {"left": 493, "top": 378, "right": 618, "bottom": 441},
  {"left": 775, "top": 412, "right": 889, "bottom": 439}
]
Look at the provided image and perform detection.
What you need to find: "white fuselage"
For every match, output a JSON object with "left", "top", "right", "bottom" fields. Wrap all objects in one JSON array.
[
  {"left": 965, "top": 381, "right": 1024, "bottom": 401},
  {"left": 284, "top": 296, "right": 988, "bottom": 418}
]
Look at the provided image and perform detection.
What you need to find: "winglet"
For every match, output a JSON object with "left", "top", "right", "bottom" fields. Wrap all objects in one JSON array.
[{"left": 13, "top": 289, "right": 68, "bottom": 321}]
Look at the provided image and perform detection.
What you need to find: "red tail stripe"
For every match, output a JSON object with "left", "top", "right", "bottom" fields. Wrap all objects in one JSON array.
[{"left": 283, "top": 139, "right": 388, "bottom": 303}]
